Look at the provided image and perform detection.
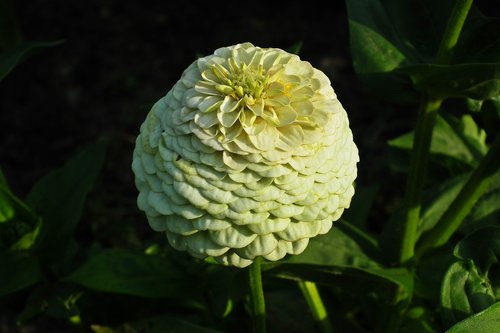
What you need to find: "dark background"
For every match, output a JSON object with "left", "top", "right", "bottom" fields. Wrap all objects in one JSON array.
[
  {"left": 1, "top": 0, "right": 498, "bottom": 258},
  {"left": 1, "top": 1, "right": 499, "bottom": 332}
]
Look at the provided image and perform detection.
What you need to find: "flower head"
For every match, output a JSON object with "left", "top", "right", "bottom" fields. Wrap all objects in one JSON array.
[{"left": 132, "top": 43, "right": 358, "bottom": 267}]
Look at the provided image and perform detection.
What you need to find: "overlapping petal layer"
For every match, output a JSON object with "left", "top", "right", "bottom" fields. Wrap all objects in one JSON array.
[{"left": 133, "top": 43, "right": 359, "bottom": 267}]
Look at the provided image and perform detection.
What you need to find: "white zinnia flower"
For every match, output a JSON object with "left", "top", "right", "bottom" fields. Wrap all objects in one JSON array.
[{"left": 132, "top": 43, "right": 358, "bottom": 268}]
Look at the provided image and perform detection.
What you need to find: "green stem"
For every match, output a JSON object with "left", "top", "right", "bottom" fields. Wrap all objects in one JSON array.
[
  {"left": 397, "top": 0, "right": 474, "bottom": 265},
  {"left": 298, "top": 280, "right": 334, "bottom": 333},
  {"left": 249, "top": 257, "right": 266, "bottom": 333},
  {"left": 416, "top": 135, "right": 500, "bottom": 257},
  {"left": 398, "top": 97, "right": 442, "bottom": 264},
  {"left": 436, "top": 0, "right": 474, "bottom": 64}
]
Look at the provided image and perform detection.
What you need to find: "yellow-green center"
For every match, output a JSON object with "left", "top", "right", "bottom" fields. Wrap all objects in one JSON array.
[{"left": 209, "top": 60, "right": 269, "bottom": 101}]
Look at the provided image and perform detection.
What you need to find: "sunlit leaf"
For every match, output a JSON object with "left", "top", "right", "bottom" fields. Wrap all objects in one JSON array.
[
  {"left": 444, "top": 301, "right": 500, "bottom": 333},
  {"left": 440, "top": 261, "right": 496, "bottom": 328},
  {"left": 454, "top": 227, "right": 500, "bottom": 277},
  {"left": 389, "top": 113, "right": 487, "bottom": 170}
]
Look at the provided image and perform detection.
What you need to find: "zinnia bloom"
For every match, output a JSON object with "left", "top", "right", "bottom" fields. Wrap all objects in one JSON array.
[{"left": 132, "top": 43, "right": 358, "bottom": 267}]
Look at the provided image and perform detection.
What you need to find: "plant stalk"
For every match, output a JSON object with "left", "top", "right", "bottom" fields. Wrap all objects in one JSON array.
[
  {"left": 436, "top": 0, "right": 474, "bottom": 64},
  {"left": 298, "top": 280, "right": 334, "bottom": 333},
  {"left": 416, "top": 135, "right": 500, "bottom": 257},
  {"left": 249, "top": 257, "right": 266, "bottom": 333},
  {"left": 397, "top": 0, "right": 474, "bottom": 265},
  {"left": 398, "top": 97, "right": 442, "bottom": 264}
]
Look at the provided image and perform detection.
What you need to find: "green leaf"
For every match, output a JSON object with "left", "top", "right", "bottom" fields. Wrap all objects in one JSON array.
[
  {"left": 464, "top": 176, "right": 500, "bottom": 233},
  {"left": 65, "top": 249, "right": 196, "bottom": 299},
  {"left": 418, "top": 173, "right": 469, "bottom": 236},
  {"left": 282, "top": 222, "right": 381, "bottom": 268},
  {"left": 453, "top": 11, "right": 500, "bottom": 64},
  {"left": 346, "top": 0, "right": 451, "bottom": 71},
  {"left": 0, "top": 41, "right": 63, "bottom": 81},
  {"left": 380, "top": 172, "right": 468, "bottom": 262},
  {"left": 267, "top": 223, "right": 413, "bottom": 296},
  {"left": 400, "top": 63, "right": 500, "bottom": 100},
  {"left": 206, "top": 268, "right": 246, "bottom": 318},
  {"left": 346, "top": 0, "right": 499, "bottom": 102},
  {"left": 343, "top": 185, "right": 379, "bottom": 229},
  {"left": 441, "top": 261, "right": 496, "bottom": 328},
  {"left": 17, "top": 283, "right": 82, "bottom": 323},
  {"left": 454, "top": 227, "right": 500, "bottom": 275},
  {"left": 0, "top": 251, "right": 41, "bottom": 296},
  {"left": 389, "top": 113, "right": 487, "bottom": 170},
  {"left": 105, "top": 316, "right": 225, "bottom": 333},
  {"left": 0, "top": 180, "right": 39, "bottom": 249},
  {"left": 414, "top": 246, "right": 456, "bottom": 301},
  {"left": 468, "top": 96, "right": 500, "bottom": 139},
  {"left": 444, "top": 301, "right": 500, "bottom": 333},
  {"left": 27, "top": 140, "right": 107, "bottom": 264},
  {"left": 0, "top": 182, "right": 37, "bottom": 225},
  {"left": 345, "top": 0, "right": 453, "bottom": 102},
  {"left": 0, "top": 186, "right": 15, "bottom": 223},
  {"left": 400, "top": 307, "right": 440, "bottom": 333}
]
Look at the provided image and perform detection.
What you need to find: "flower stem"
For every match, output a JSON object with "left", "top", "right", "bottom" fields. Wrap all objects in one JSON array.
[
  {"left": 249, "top": 257, "right": 266, "bottom": 333},
  {"left": 398, "top": 97, "right": 442, "bottom": 264},
  {"left": 416, "top": 135, "right": 500, "bottom": 257},
  {"left": 397, "top": 0, "right": 474, "bottom": 265},
  {"left": 436, "top": 0, "right": 474, "bottom": 64},
  {"left": 298, "top": 280, "right": 333, "bottom": 333}
]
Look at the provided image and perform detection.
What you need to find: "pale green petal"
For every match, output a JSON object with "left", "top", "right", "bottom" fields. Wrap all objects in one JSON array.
[
  {"left": 148, "top": 192, "right": 173, "bottom": 215},
  {"left": 287, "top": 238, "right": 309, "bottom": 254},
  {"left": 200, "top": 187, "right": 236, "bottom": 204},
  {"left": 194, "top": 112, "right": 219, "bottom": 128},
  {"left": 276, "top": 125, "right": 304, "bottom": 150},
  {"left": 238, "top": 234, "right": 278, "bottom": 258},
  {"left": 247, "top": 125, "right": 279, "bottom": 151},
  {"left": 210, "top": 226, "right": 257, "bottom": 248},
  {"left": 218, "top": 108, "right": 241, "bottom": 127},
  {"left": 205, "top": 203, "right": 228, "bottom": 216},
  {"left": 228, "top": 197, "right": 261, "bottom": 213},
  {"left": 275, "top": 105, "right": 297, "bottom": 126},
  {"left": 222, "top": 151, "right": 248, "bottom": 171},
  {"left": 193, "top": 216, "right": 232, "bottom": 231},
  {"left": 166, "top": 232, "right": 187, "bottom": 251},
  {"left": 171, "top": 204, "right": 204, "bottom": 220},
  {"left": 247, "top": 98, "right": 264, "bottom": 116},
  {"left": 270, "top": 204, "right": 304, "bottom": 218},
  {"left": 146, "top": 215, "right": 167, "bottom": 232},
  {"left": 276, "top": 221, "right": 321, "bottom": 242},
  {"left": 215, "top": 252, "right": 253, "bottom": 268},
  {"left": 165, "top": 216, "right": 198, "bottom": 236},
  {"left": 174, "top": 181, "right": 210, "bottom": 209},
  {"left": 228, "top": 170, "right": 261, "bottom": 184},
  {"left": 186, "top": 232, "right": 229, "bottom": 257},
  {"left": 318, "top": 218, "right": 333, "bottom": 234},
  {"left": 220, "top": 96, "right": 241, "bottom": 113},
  {"left": 247, "top": 218, "right": 290, "bottom": 234},
  {"left": 262, "top": 241, "right": 289, "bottom": 261}
]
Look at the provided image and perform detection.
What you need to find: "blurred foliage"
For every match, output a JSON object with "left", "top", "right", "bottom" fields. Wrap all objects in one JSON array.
[{"left": 1, "top": 0, "right": 499, "bottom": 332}]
